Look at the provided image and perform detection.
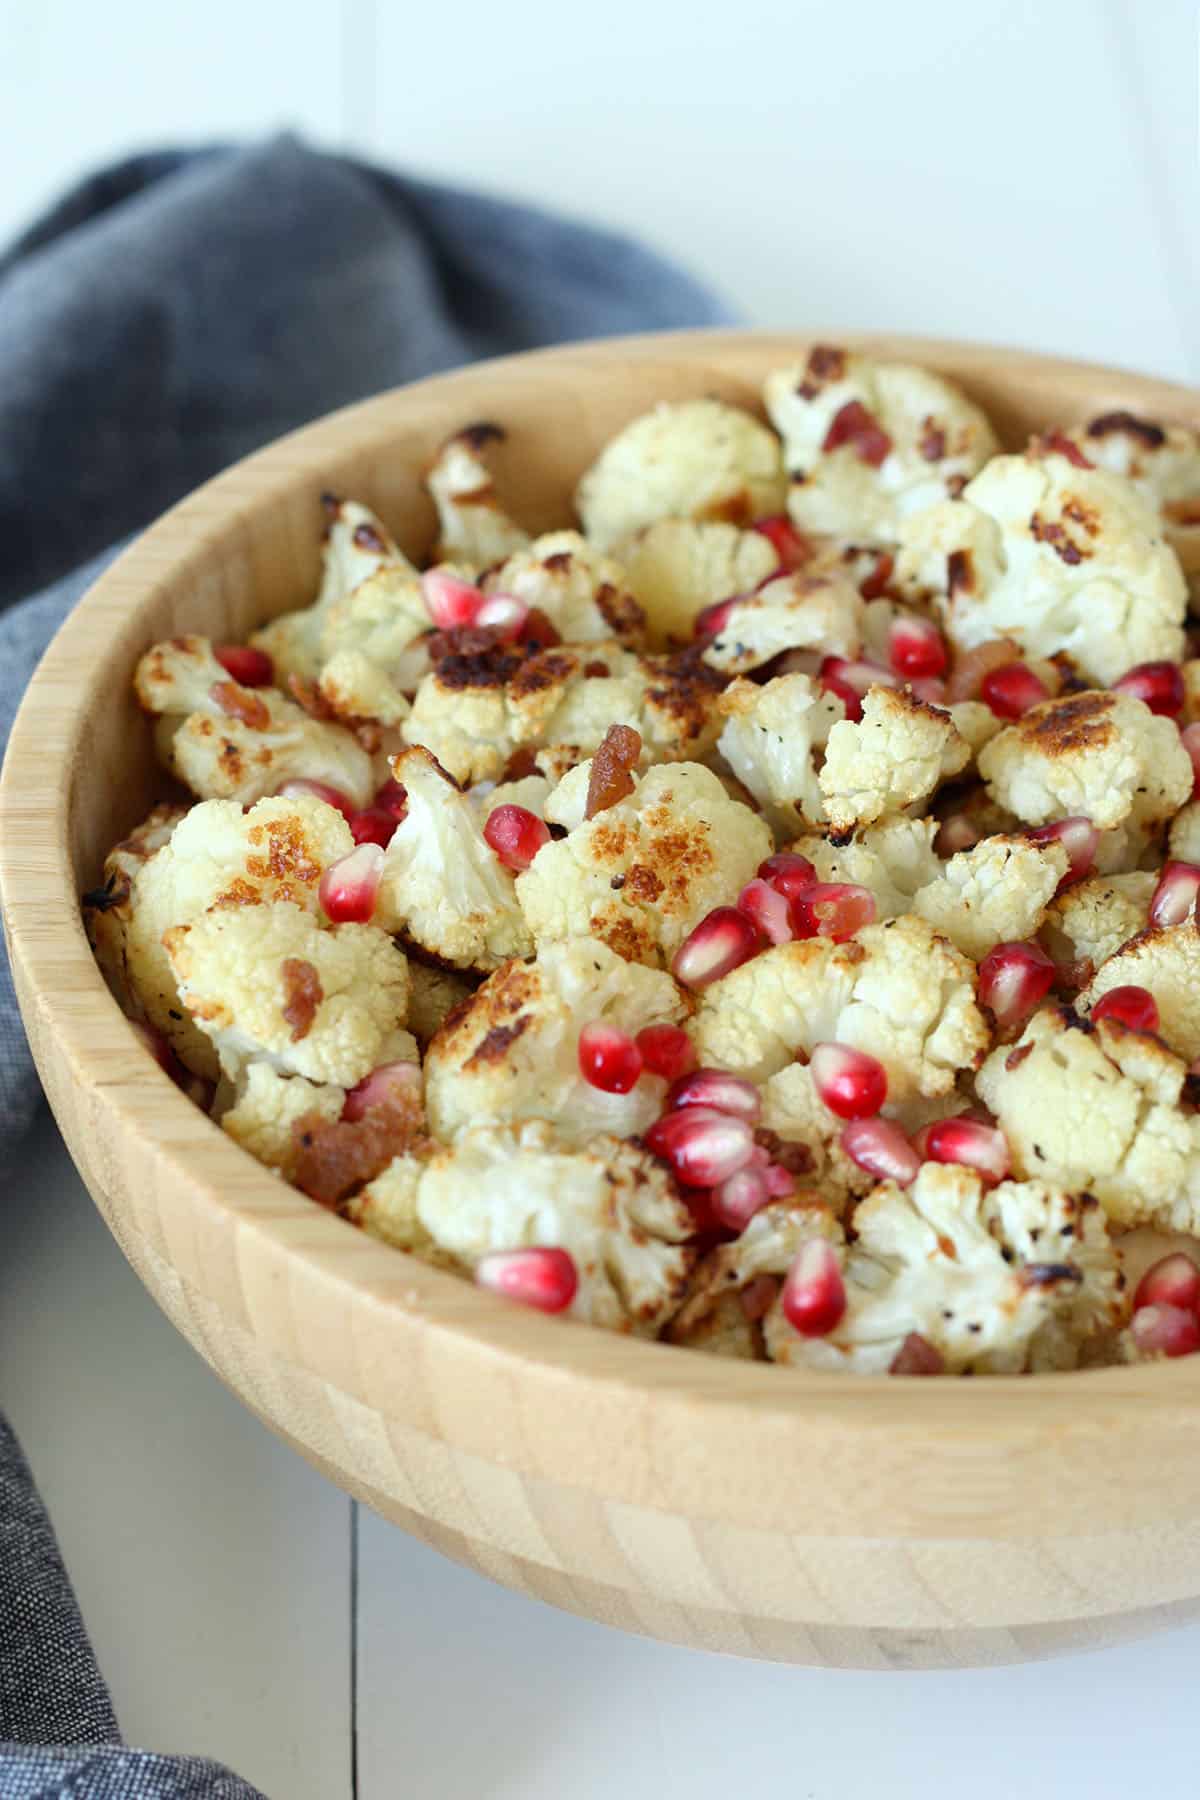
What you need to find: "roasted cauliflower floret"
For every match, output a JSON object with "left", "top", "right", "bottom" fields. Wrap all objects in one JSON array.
[
  {"left": 910, "top": 833, "right": 1068, "bottom": 960},
  {"left": 424, "top": 935, "right": 685, "bottom": 1143},
  {"left": 716, "top": 672, "right": 844, "bottom": 834},
  {"left": 895, "top": 450, "right": 1187, "bottom": 685},
  {"left": 1040, "top": 871, "right": 1156, "bottom": 973},
  {"left": 788, "top": 817, "right": 942, "bottom": 919},
  {"left": 978, "top": 690, "right": 1191, "bottom": 831},
  {"left": 699, "top": 568, "right": 864, "bottom": 675},
  {"left": 426, "top": 423, "right": 531, "bottom": 568},
  {"left": 764, "top": 347, "right": 998, "bottom": 546},
  {"left": 1062, "top": 410, "right": 1200, "bottom": 520},
  {"left": 691, "top": 914, "right": 988, "bottom": 1098},
  {"left": 667, "top": 1199, "right": 842, "bottom": 1358},
  {"left": 764, "top": 1165, "right": 1126, "bottom": 1375},
  {"left": 977, "top": 1004, "right": 1200, "bottom": 1232},
  {"left": 350, "top": 1120, "right": 697, "bottom": 1334},
  {"left": 483, "top": 531, "right": 645, "bottom": 645},
  {"left": 220, "top": 1062, "right": 345, "bottom": 1178},
  {"left": 84, "top": 801, "right": 187, "bottom": 1008},
  {"left": 615, "top": 519, "right": 779, "bottom": 648},
  {"left": 315, "top": 648, "right": 411, "bottom": 730},
  {"left": 1081, "top": 922, "right": 1200, "bottom": 1061},
  {"left": 377, "top": 747, "right": 532, "bottom": 971},
  {"left": 165, "top": 900, "right": 409, "bottom": 1087},
  {"left": 517, "top": 761, "right": 771, "bottom": 966},
  {"left": 135, "top": 634, "right": 373, "bottom": 808},
  {"left": 818, "top": 687, "right": 970, "bottom": 832},
  {"left": 576, "top": 399, "right": 786, "bottom": 552},
  {"left": 405, "top": 962, "right": 477, "bottom": 1049},
  {"left": 1168, "top": 802, "right": 1200, "bottom": 864}
]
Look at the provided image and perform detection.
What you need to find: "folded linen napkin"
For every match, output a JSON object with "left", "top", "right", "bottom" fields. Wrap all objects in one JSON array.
[{"left": 0, "top": 134, "right": 728, "bottom": 1797}]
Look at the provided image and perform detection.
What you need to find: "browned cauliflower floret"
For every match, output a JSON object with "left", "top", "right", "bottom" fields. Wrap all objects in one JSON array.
[
  {"left": 220, "top": 1062, "right": 345, "bottom": 1179},
  {"left": 425, "top": 423, "right": 531, "bottom": 568},
  {"left": 1168, "top": 802, "right": 1200, "bottom": 864},
  {"left": 517, "top": 761, "right": 772, "bottom": 966},
  {"left": 667, "top": 1199, "right": 841, "bottom": 1358},
  {"left": 615, "top": 518, "right": 779, "bottom": 648},
  {"left": 84, "top": 801, "right": 187, "bottom": 1009},
  {"left": 978, "top": 690, "right": 1191, "bottom": 830},
  {"left": 699, "top": 568, "right": 864, "bottom": 675},
  {"left": 1081, "top": 923, "right": 1200, "bottom": 1061},
  {"left": 818, "top": 687, "right": 970, "bottom": 832},
  {"left": 483, "top": 531, "right": 645, "bottom": 646},
  {"left": 349, "top": 1120, "right": 697, "bottom": 1334},
  {"left": 909, "top": 833, "right": 1068, "bottom": 960},
  {"left": 576, "top": 399, "right": 786, "bottom": 551},
  {"left": 716, "top": 672, "right": 845, "bottom": 834},
  {"left": 788, "top": 817, "right": 942, "bottom": 919},
  {"left": 405, "top": 962, "right": 477, "bottom": 1049},
  {"left": 1063, "top": 410, "right": 1200, "bottom": 521},
  {"left": 1039, "top": 871, "right": 1156, "bottom": 973}
]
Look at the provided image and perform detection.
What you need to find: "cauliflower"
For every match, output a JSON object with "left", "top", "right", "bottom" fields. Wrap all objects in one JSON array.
[
  {"left": 406, "top": 962, "right": 477, "bottom": 1049},
  {"left": 764, "top": 1165, "right": 1125, "bottom": 1375},
  {"left": 1169, "top": 802, "right": 1200, "bottom": 864},
  {"left": 788, "top": 817, "right": 942, "bottom": 919},
  {"left": 758, "top": 1060, "right": 883, "bottom": 1206},
  {"left": 947, "top": 699, "right": 1004, "bottom": 760},
  {"left": 165, "top": 899, "right": 409, "bottom": 1086},
  {"left": 377, "top": 747, "right": 532, "bottom": 971},
  {"left": 117, "top": 793, "right": 354, "bottom": 1078},
  {"left": 1040, "top": 871, "right": 1156, "bottom": 972},
  {"left": 483, "top": 531, "right": 645, "bottom": 646},
  {"left": 220, "top": 1062, "right": 345, "bottom": 1178},
  {"left": 667, "top": 1199, "right": 842, "bottom": 1358},
  {"left": 1062, "top": 410, "right": 1200, "bottom": 519},
  {"left": 764, "top": 347, "right": 998, "bottom": 546},
  {"left": 978, "top": 690, "right": 1191, "bottom": 831},
  {"left": 477, "top": 773, "right": 554, "bottom": 819},
  {"left": 615, "top": 518, "right": 779, "bottom": 649},
  {"left": 976, "top": 1004, "right": 1200, "bottom": 1232},
  {"left": 818, "top": 687, "right": 970, "bottom": 832},
  {"left": 84, "top": 801, "right": 186, "bottom": 1008},
  {"left": 517, "top": 761, "right": 772, "bottom": 966},
  {"left": 690, "top": 914, "right": 988, "bottom": 1098},
  {"left": 716, "top": 673, "right": 844, "bottom": 834},
  {"left": 424, "top": 936, "right": 686, "bottom": 1144},
  {"left": 699, "top": 568, "right": 864, "bottom": 675},
  {"left": 895, "top": 450, "right": 1187, "bottom": 685},
  {"left": 135, "top": 635, "right": 373, "bottom": 808},
  {"left": 576, "top": 399, "right": 786, "bottom": 551},
  {"left": 425, "top": 424, "right": 531, "bottom": 568},
  {"left": 910, "top": 833, "right": 1069, "bottom": 960},
  {"left": 349, "top": 1120, "right": 697, "bottom": 1334},
  {"left": 1082, "top": 922, "right": 1200, "bottom": 1061},
  {"left": 315, "top": 649, "right": 411, "bottom": 731}
]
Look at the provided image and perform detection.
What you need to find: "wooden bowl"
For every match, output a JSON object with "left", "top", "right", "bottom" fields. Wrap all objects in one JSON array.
[{"left": 5, "top": 331, "right": 1200, "bottom": 1671}]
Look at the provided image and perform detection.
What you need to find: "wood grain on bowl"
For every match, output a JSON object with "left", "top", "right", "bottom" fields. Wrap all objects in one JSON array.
[{"left": 4, "top": 331, "right": 1200, "bottom": 1670}]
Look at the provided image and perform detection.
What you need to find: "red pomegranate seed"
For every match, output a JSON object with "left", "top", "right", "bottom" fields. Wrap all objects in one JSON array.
[
  {"left": 713, "top": 1166, "right": 771, "bottom": 1232},
  {"left": 277, "top": 778, "right": 356, "bottom": 822},
  {"left": 421, "top": 568, "right": 485, "bottom": 629},
  {"left": 1134, "top": 1253, "right": 1200, "bottom": 1316},
  {"left": 752, "top": 514, "right": 812, "bottom": 570},
  {"left": 737, "top": 877, "right": 794, "bottom": 945},
  {"left": 934, "top": 813, "right": 981, "bottom": 856},
  {"left": 810, "top": 1042, "right": 887, "bottom": 1120},
  {"left": 889, "top": 615, "right": 948, "bottom": 679},
  {"left": 977, "top": 940, "right": 1056, "bottom": 1032},
  {"left": 840, "top": 1117, "right": 921, "bottom": 1184},
  {"left": 1131, "top": 1302, "right": 1200, "bottom": 1358},
  {"left": 781, "top": 1239, "right": 847, "bottom": 1336},
  {"left": 822, "top": 400, "right": 892, "bottom": 468},
  {"left": 981, "top": 661, "right": 1050, "bottom": 718},
  {"left": 791, "top": 882, "right": 876, "bottom": 942},
  {"left": 763, "top": 1162, "right": 797, "bottom": 1198},
  {"left": 372, "top": 778, "right": 408, "bottom": 822},
  {"left": 910, "top": 676, "right": 947, "bottom": 704},
  {"left": 483, "top": 803, "right": 550, "bottom": 871},
  {"left": 577, "top": 1022, "right": 643, "bottom": 1093},
  {"left": 859, "top": 551, "right": 895, "bottom": 601},
  {"left": 1091, "top": 984, "right": 1160, "bottom": 1034},
  {"left": 889, "top": 1332, "right": 945, "bottom": 1376},
  {"left": 349, "top": 807, "right": 397, "bottom": 849},
  {"left": 820, "top": 667, "right": 862, "bottom": 719},
  {"left": 923, "top": 1116, "right": 1011, "bottom": 1184},
  {"left": 671, "top": 907, "right": 763, "bottom": 988},
  {"left": 668, "top": 1068, "right": 762, "bottom": 1123},
  {"left": 820, "top": 654, "right": 901, "bottom": 698},
  {"left": 1149, "top": 860, "right": 1200, "bottom": 927},
  {"left": 1113, "top": 660, "right": 1185, "bottom": 718},
  {"left": 945, "top": 637, "right": 1021, "bottom": 704},
  {"left": 1036, "top": 430, "right": 1093, "bottom": 470},
  {"left": 758, "top": 851, "right": 818, "bottom": 904},
  {"left": 318, "top": 843, "right": 384, "bottom": 923},
  {"left": 694, "top": 595, "right": 739, "bottom": 640},
  {"left": 1027, "top": 817, "right": 1098, "bottom": 889},
  {"left": 644, "top": 1106, "right": 757, "bottom": 1187},
  {"left": 342, "top": 1060, "right": 421, "bottom": 1123},
  {"left": 1180, "top": 722, "right": 1200, "bottom": 796},
  {"left": 214, "top": 643, "right": 274, "bottom": 687},
  {"left": 474, "top": 593, "right": 529, "bottom": 636},
  {"left": 739, "top": 1274, "right": 780, "bottom": 1322},
  {"left": 635, "top": 1024, "right": 695, "bottom": 1082},
  {"left": 476, "top": 1247, "right": 578, "bottom": 1314}
]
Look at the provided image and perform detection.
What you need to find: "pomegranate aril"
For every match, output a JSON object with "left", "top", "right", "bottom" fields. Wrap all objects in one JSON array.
[
  {"left": 810, "top": 1042, "right": 887, "bottom": 1120},
  {"left": 577, "top": 1022, "right": 643, "bottom": 1093},
  {"left": 342, "top": 1060, "right": 421, "bottom": 1122},
  {"left": 1131, "top": 1302, "right": 1200, "bottom": 1358},
  {"left": 476, "top": 1247, "right": 578, "bottom": 1314},
  {"left": 671, "top": 907, "right": 763, "bottom": 988},
  {"left": 737, "top": 877, "right": 794, "bottom": 945},
  {"left": 945, "top": 637, "right": 1021, "bottom": 704},
  {"left": 758, "top": 851, "right": 817, "bottom": 903},
  {"left": 781, "top": 1238, "right": 847, "bottom": 1337},
  {"left": 474, "top": 593, "right": 529, "bottom": 636},
  {"left": 840, "top": 1117, "right": 920, "bottom": 1185},
  {"left": 1134, "top": 1252, "right": 1200, "bottom": 1316},
  {"left": 909, "top": 676, "right": 947, "bottom": 705},
  {"left": 668, "top": 1068, "right": 761, "bottom": 1123},
  {"left": 713, "top": 1166, "right": 770, "bottom": 1232},
  {"left": 822, "top": 399, "right": 892, "bottom": 468},
  {"left": 1091, "top": 984, "right": 1160, "bottom": 1034},
  {"left": 859, "top": 551, "right": 895, "bottom": 601},
  {"left": 277, "top": 778, "right": 356, "bottom": 821},
  {"left": 1149, "top": 860, "right": 1200, "bottom": 928},
  {"left": 934, "top": 813, "right": 981, "bottom": 856},
  {"left": 694, "top": 596, "right": 738, "bottom": 640},
  {"left": 922, "top": 1116, "right": 1011, "bottom": 1184},
  {"left": 644, "top": 1107, "right": 756, "bottom": 1187},
  {"left": 373, "top": 778, "right": 408, "bottom": 821},
  {"left": 791, "top": 882, "right": 876, "bottom": 942},
  {"left": 421, "top": 568, "right": 485, "bottom": 629},
  {"left": 981, "top": 661, "right": 1050, "bottom": 718},
  {"left": 889, "top": 1332, "right": 945, "bottom": 1376},
  {"left": 214, "top": 643, "right": 274, "bottom": 686},
  {"left": 752, "top": 514, "right": 812, "bottom": 571},
  {"left": 1113, "top": 659, "right": 1185, "bottom": 718},
  {"left": 483, "top": 803, "right": 550, "bottom": 871},
  {"left": 977, "top": 940, "right": 1056, "bottom": 1032},
  {"left": 820, "top": 667, "right": 862, "bottom": 719},
  {"left": 820, "top": 654, "right": 900, "bottom": 698},
  {"left": 1027, "top": 817, "right": 1098, "bottom": 889},
  {"left": 763, "top": 1162, "right": 797, "bottom": 1198},
  {"left": 635, "top": 1024, "right": 695, "bottom": 1082},
  {"left": 318, "top": 842, "right": 383, "bottom": 923},
  {"left": 1181, "top": 722, "right": 1200, "bottom": 796},
  {"left": 889, "top": 615, "right": 948, "bottom": 679},
  {"left": 349, "top": 807, "right": 397, "bottom": 849}
]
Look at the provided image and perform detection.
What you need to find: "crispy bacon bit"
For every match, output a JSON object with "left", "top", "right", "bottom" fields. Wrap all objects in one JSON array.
[
  {"left": 918, "top": 420, "right": 947, "bottom": 462},
  {"left": 293, "top": 1075, "right": 427, "bottom": 1208},
  {"left": 280, "top": 958, "right": 323, "bottom": 1042},
  {"left": 1086, "top": 410, "right": 1166, "bottom": 448},
  {"left": 946, "top": 549, "right": 974, "bottom": 596},
  {"left": 822, "top": 400, "right": 892, "bottom": 468},
  {"left": 585, "top": 723, "right": 642, "bottom": 819},
  {"left": 210, "top": 681, "right": 270, "bottom": 729},
  {"left": 1033, "top": 431, "right": 1093, "bottom": 469}
]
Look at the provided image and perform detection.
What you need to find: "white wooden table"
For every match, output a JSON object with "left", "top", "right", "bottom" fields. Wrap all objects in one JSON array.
[{"left": 4, "top": 1107, "right": 1200, "bottom": 1799}]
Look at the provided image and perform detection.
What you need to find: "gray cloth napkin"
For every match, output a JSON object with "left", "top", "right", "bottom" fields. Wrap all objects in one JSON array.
[{"left": 0, "top": 135, "right": 728, "bottom": 1796}]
